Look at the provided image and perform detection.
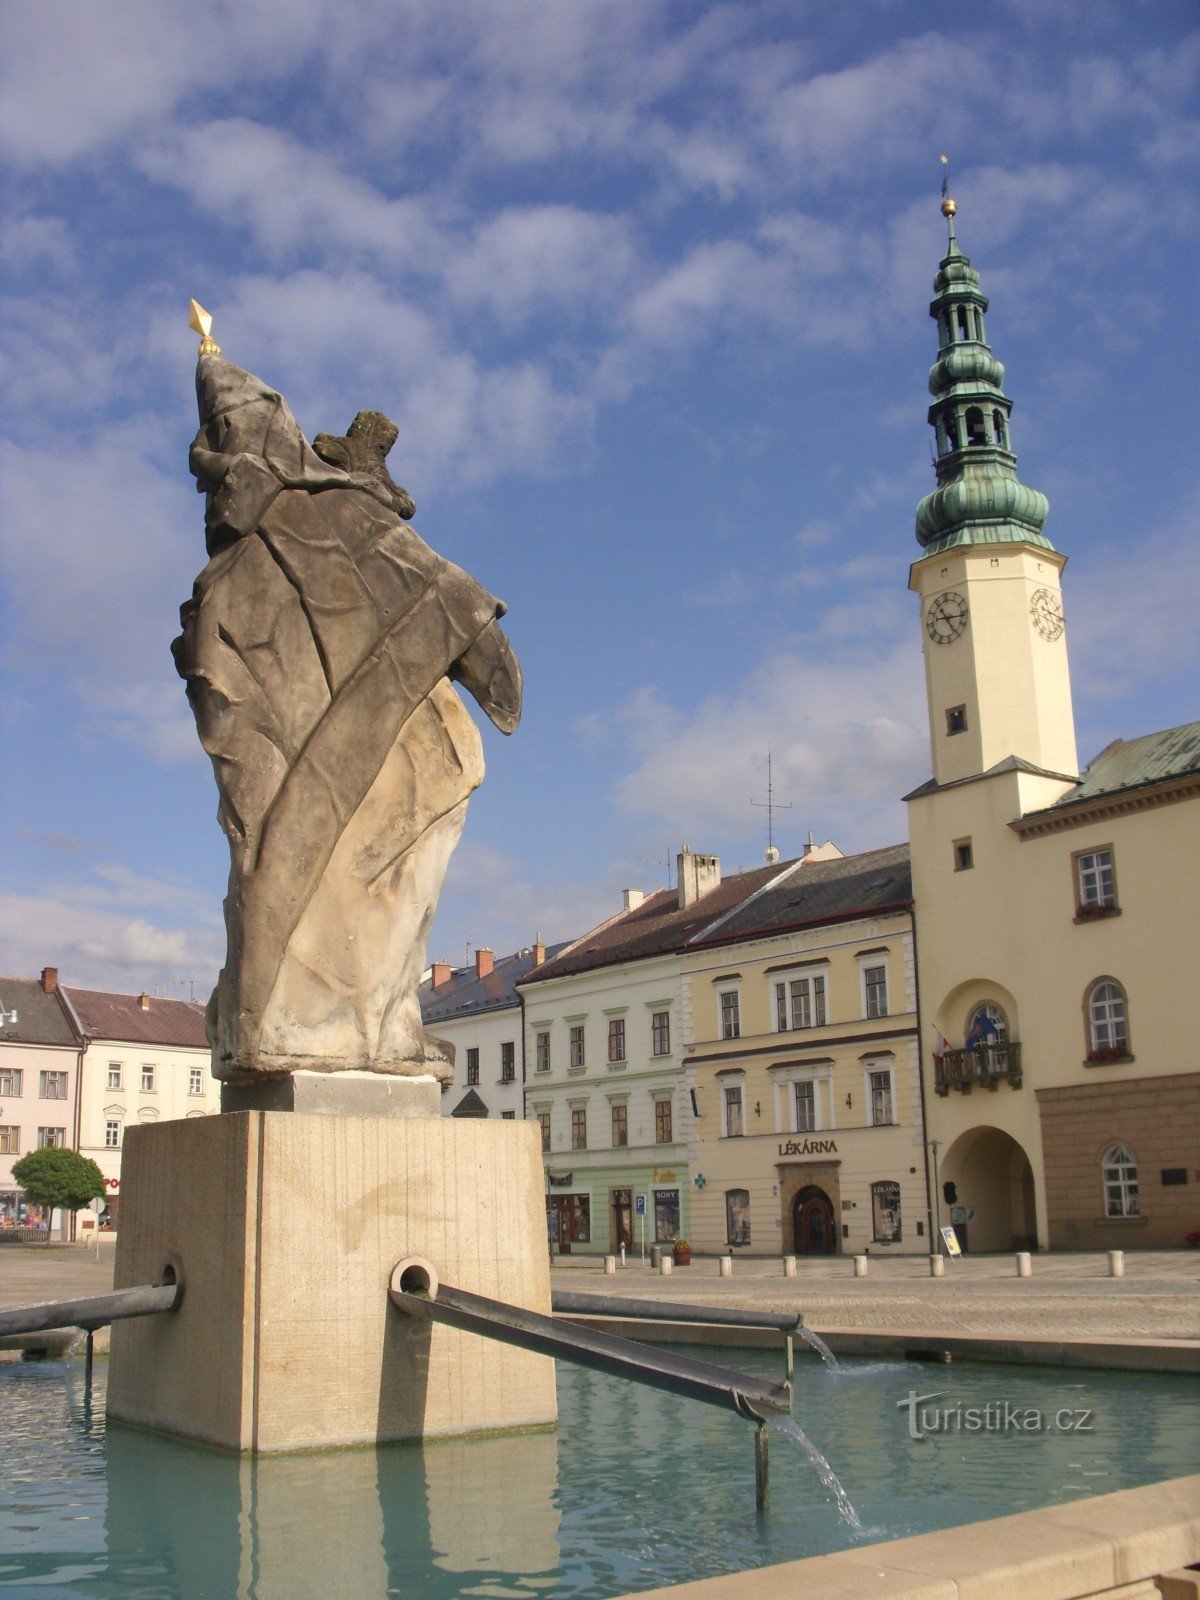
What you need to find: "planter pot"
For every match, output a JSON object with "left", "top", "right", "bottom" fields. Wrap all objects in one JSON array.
[{"left": 672, "top": 1243, "right": 692, "bottom": 1266}]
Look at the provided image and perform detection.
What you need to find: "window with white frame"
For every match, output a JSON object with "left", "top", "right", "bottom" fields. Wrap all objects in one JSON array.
[
  {"left": 607, "top": 1018, "right": 626, "bottom": 1062},
  {"left": 867, "top": 1066, "right": 894, "bottom": 1127},
  {"left": 793, "top": 1079, "right": 817, "bottom": 1133},
  {"left": 651, "top": 1010, "right": 670, "bottom": 1056},
  {"left": 189, "top": 1067, "right": 204, "bottom": 1095},
  {"left": 37, "top": 1127, "right": 66, "bottom": 1148},
  {"left": 1101, "top": 1143, "right": 1138, "bottom": 1218},
  {"left": 863, "top": 965, "right": 888, "bottom": 1019},
  {"left": 105, "top": 1121, "right": 122, "bottom": 1149},
  {"left": 40, "top": 1070, "right": 68, "bottom": 1100},
  {"left": 719, "top": 990, "right": 741, "bottom": 1040},
  {"left": 1075, "top": 847, "right": 1116, "bottom": 913},
  {"left": 1, "top": 1126, "right": 21, "bottom": 1154},
  {"left": 140, "top": 1064, "right": 156, "bottom": 1093},
  {"left": 722, "top": 1081, "right": 745, "bottom": 1138},
  {"left": 107, "top": 1062, "right": 122, "bottom": 1090},
  {"left": 775, "top": 972, "right": 826, "bottom": 1031},
  {"left": 569, "top": 1024, "right": 585, "bottom": 1068},
  {"left": 1087, "top": 979, "right": 1128, "bottom": 1056},
  {"left": 0, "top": 1068, "right": 22, "bottom": 1097},
  {"left": 535, "top": 1031, "right": 551, "bottom": 1073}
]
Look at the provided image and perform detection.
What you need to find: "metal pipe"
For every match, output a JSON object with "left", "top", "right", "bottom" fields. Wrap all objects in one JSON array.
[
  {"left": 755, "top": 1423, "right": 770, "bottom": 1514},
  {"left": 391, "top": 1279, "right": 790, "bottom": 1420},
  {"left": 0, "top": 1281, "right": 181, "bottom": 1338},
  {"left": 551, "top": 1289, "right": 804, "bottom": 1336}
]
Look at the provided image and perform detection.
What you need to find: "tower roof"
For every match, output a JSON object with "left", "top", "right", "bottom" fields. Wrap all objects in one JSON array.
[{"left": 915, "top": 197, "right": 1055, "bottom": 558}]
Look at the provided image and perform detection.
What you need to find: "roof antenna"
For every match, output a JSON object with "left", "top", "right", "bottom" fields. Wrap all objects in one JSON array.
[{"left": 751, "top": 748, "right": 792, "bottom": 864}]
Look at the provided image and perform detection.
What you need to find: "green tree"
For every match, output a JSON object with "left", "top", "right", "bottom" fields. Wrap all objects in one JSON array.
[{"left": 11, "top": 1147, "right": 106, "bottom": 1231}]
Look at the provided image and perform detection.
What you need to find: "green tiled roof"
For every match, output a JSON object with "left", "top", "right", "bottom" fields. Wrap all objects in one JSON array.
[{"left": 1053, "top": 721, "right": 1200, "bottom": 807}]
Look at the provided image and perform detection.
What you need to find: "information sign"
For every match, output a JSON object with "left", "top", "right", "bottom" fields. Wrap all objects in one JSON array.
[{"left": 940, "top": 1224, "right": 962, "bottom": 1259}]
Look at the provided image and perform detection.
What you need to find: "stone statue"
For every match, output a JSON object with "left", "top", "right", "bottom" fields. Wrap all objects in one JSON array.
[{"left": 173, "top": 326, "right": 521, "bottom": 1089}]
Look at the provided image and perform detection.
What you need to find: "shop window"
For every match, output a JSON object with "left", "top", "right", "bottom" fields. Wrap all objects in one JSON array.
[
  {"left": 1086, "top": 979, "right": 1129, "bottom": 1059},
  {"left": 719, "top": 990, "right": 741, "bottom": 1040},
  {"left": 651, "top": 1011, "right": 670, "bottom": 1056},
  {"left": 871, "top": 1180, "right": 902, "bottom": 1243},
  {"left": 500, "top": 1042, "right": 516, "bottom": 1082},
  {"left": 571, "top": 1107, "right": 587, "bottom": 1150},
  {"left": 535, "top": 1031, "right": 551, "bottom": 1073},
  {"left": 776, "top": 973, "right": 825, "bottom": 1031},
  {"left": 569, "top": 1024, "right": 585, "bottom": 1068},
  {"left": 607, "top": 1018, "right": 626, "bottom": 1062},
  {"left": 653, "top": 1187, "right": 680, "bottom": 1243},
  {"left": 723, "top": 1083, "right": 744, "bottom": 1138},
  {"left": 654, "top": 1098, "right": 673, "bottom": 1145},
  {"left": 726, "top": 1189, "right": 751, "bottom": 1247},
  {"left": 1102, "top": 1143, "right": 1139, "bottom": 1218},
  {"left": 1075, "top": 847, "right": 1117, "bottom": 916},
  {"left": 794, "top": 1080, "right": 817, "bottom": 1133},
  {"left": 863, "top": 965, "right": 888, "bottom": 1019},
  {"left": 466, "top": 1048, "right": 480, "bottom": 1086},
  {"left": 611, "top": 1103, "right": 628, "bottom": 1148}
]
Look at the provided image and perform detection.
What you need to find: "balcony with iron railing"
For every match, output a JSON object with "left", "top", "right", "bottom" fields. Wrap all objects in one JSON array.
[{"left": 934, "top": 1041, "right": 1022, "bottom": 1095}]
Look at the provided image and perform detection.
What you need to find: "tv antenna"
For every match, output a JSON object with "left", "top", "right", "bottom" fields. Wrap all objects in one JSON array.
[{"left": 751, "top": 748, "right": 792, "bottom": 864}]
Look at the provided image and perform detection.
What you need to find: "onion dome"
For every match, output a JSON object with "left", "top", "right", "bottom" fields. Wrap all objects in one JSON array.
[{"left": 915, "top": 200, "right": 1054, "bottom": 555}]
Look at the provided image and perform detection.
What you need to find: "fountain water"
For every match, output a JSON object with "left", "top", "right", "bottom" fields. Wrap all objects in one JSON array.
[{"left": 797, "top": 1324, "right": 840, "bottom": 1370}]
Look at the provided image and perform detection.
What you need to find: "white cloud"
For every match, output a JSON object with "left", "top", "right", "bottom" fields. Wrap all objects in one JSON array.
[{"left": 434, "top": 839, "right": 615, "bottom": 961}]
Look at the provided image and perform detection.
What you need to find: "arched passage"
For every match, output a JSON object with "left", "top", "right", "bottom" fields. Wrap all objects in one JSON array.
[
  {"left": 791, "top": 1185, "right": 838, "bottom": 1256},
  {"left": 939, "top": 1125, "right": 1037, "bottom": 1252}
]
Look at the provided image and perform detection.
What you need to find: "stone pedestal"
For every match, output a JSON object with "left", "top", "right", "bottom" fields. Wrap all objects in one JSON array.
[{"left": 107, "top": 1112, "right": 556, "bottom": 1452}]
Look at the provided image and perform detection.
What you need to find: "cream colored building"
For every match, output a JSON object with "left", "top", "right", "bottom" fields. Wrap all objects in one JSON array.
[
  {"left": 905, "top": 200, "right": 1200, "bottom": 1251},
  {"left": 66, "top": 985, "right": 216, "bottom": 1230},
  {"left": 681, "top": 846, "right": 925, "bottom": 1257}
]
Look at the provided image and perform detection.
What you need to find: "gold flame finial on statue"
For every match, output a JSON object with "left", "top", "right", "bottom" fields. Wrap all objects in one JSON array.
[
  {"left": 188, "top": 299, "right": 221, "bottom": 357},
  {"left": 938, "top": 154, "right": 957, "bottom": 218}
]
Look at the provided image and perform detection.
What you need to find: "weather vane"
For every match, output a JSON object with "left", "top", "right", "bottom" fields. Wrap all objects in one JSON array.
[{"left": 188, "top": 299, "right": 221, "bottom": 358}]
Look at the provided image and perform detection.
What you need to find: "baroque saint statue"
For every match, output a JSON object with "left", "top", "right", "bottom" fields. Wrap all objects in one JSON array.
[{"left": 173, "top": 306, "right": 521, "bottom": 1086}]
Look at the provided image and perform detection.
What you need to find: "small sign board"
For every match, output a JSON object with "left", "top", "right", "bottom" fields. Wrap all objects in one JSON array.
[
  {"left": 89, "top": 1197, "right": 104, "bottom": 1214},
  {"left": 940, "top": 1225, "right": 962, "bottom": 1258},
  {"left": 634, "top": 1194, "right": 646, "bottom": 1216}
]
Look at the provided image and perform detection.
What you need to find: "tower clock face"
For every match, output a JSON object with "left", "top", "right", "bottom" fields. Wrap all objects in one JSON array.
[
  {"left": 1030, "top": 586, "right": 1065, "bottom": 641},
  {"left": 926, "top": 590, "right": 969, "bottom": 645}
]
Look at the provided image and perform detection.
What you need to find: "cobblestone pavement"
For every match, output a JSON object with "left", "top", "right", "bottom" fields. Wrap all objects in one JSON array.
[{"left": 3, "top": 1243, "right": 1198, "bottom": 1342}]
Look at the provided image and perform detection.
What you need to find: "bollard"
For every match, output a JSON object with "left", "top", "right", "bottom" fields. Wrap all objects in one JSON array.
[
  {"left": 719, "top": 1256, "right": 733, "bottom": 1278},
  {"left": 1107, "top": 1249, "right": 1125, "bottom": 1279},
  {"left": 650, "top": 1245, "right": 662, "bottom": 1270},
  {"left": 853, "top": 1254, "right": 868, "bottom": 1278},
  {"left": 604, "top": 1255, "right": 617, "bottom": 1275},
  {"left": 929, "top": 1254, "right": 944, "bottom": 1277},
  {"left": 1015, "top": 1251, "right": 1032, "bottom": 1278},
  {"left": 659, "top": 1256, "right": 673, "bottom": 1277},
  {"left": 783, "top": 1256, "right": 797, "bottom": 1278}
]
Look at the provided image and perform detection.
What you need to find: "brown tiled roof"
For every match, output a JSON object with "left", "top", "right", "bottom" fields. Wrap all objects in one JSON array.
[
  {"left": 0, "top": 977, "right": 79, "bottom": 1048},
  {"left": 520, "top": 859, "right": 795, "bottom": 986},
  {"left": 65, "top": 987, "right": 209, "bottom": 1048},
  {"left": 689, "top": 843, "right": 911, "bottom": 945},
  {"left": 420, "top": 942, "right": 572, "bottom": 1025}
]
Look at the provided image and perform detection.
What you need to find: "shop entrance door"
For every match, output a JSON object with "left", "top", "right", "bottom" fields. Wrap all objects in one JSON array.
[
  {"left": 792, "top": 1186, "right": 838, "bottom": 1255},
  {"left": 610, "top": 1189, "right": 632, "bottom": 1252},
  {"left": 548, "top": 1193, "right": 591, "bottom": 1255}
]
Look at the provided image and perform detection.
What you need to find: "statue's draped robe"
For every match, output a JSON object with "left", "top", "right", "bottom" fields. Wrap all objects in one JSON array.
[{"left": 175, "top": 358, "right": 521, "bottom": 1081}]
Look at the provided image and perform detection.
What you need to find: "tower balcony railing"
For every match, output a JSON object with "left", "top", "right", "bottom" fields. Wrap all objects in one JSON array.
[{"left": 934, "top": 1042, "right": 1022, "bottom": 1095}]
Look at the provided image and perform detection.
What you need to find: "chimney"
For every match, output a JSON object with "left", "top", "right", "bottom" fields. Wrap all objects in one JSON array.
[
  {"left": 475, "top": 948, "right": 494, "bottom": 978},
  {"left": 803, "top": 830, "right": 816, "bottom": 857},
  {"left": 622, "top": 889, "right": 645, "bottom": 913},
  {"left": 431, "top": 961, "right": 452, "bottom": 989},
  {"left": 138, "top": 992, "right": 150, "bottom": 1010},
  {"left": 41, "top": 967, "right": 59, "bottom": 993},
  {"left": 677, "top": 847, "right": 721, "bottom": 909},
  {"left": 532, "top": 936, "right": 546, "bottom": 966}
]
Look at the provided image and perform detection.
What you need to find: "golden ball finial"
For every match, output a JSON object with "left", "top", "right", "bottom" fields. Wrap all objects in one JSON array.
[{"left": 941, "top": 197, "right": 957, "bottom": 218}]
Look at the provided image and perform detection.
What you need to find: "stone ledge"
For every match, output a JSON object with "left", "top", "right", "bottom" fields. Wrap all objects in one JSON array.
[{"left": 219, "top": 1069, "right": 440, "bottom": 1117}]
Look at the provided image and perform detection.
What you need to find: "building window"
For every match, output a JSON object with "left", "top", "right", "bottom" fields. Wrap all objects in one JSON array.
[
  {"left": 653, "top": 1187, "right": 680, "bottom": 1243},
  {"left": 37, "top": 1127, "right": 66, "bottom": 1148},
  {"left": 607, "top": 1018, "right": 626, "bottom": 1062},
  {"left": 39, "top": 1070, "right": 68, "bottom": 1099},
  {"left": 569, "top": 1024, "right": 585, "bottom": 1068},
  {"left": 719, "top": 990, "right": 741, "bottom": 1040},
  {"left": 611, "top": 1103, "right": 628, "bottom": 1147},
  {"left": 651, "top": 1011, "right": 670, "bottom": 1056},
  {"left": 105, "top": 1121, "right": 122, "bottom": 1149},
  {"left": 501, "top": 1110, "right": 516, "bottom": 1120},
  {"left": 466, "top": 1048, "right": 479, "bottom": 1086},
  {"left": 953, "top": 838, "right": 974, "bottom": 872},
  {"left": 107, "top": 1062, "right": 122, "bottom": 1090},
  {"left": 871, "top": 1180, "right": 902, "bottom": 1243},
  {"left": 0, "top": 1127, "right": 20, "bottom": 1155},
  {"left": 868, "top": 1068, "right": 894, "bottom": 1127},
  {"left": 1075, "top": 847, "right": 1117, "bottom": 915},
  {"left": 794, "top": 1080, "right": 816, "bottom": 1133},
  {"left": 723, "top": 1084, "right": 744, "bottom": 1138},
  {"left": 655, "top": 1098, "right": 673, "bottom": 1145},
  {"left": 188, "top": 1067, "right": 204, "bottom": 1096},
  {"left": 945, "top": 704, "right": 968, "bottom": 735},
  {"left": 571, "top": 1107, "right": 587, "bottom": 1151},
  {"left": 776, "top": 973, "right": 826, "bottom": 1031},
  {"left": 726, "top": 1188, "right": 751, "bottom": 1247},
  {"left": 0, "top": 1068, "right": 23, "bottom": 1097},
  {"left": 1102, "top": 1143, "right": 1139, "bottom": 1218},
  {"left": 1087, "top": 979, "right": 1129, "bottom": 1058},
  {"left": 500, "top": 1042, "right": 516, "bottom": 1082},
  {"left": 967, "top": 1003, "right": 1008, "bottom": 1047},
  {"left": 537, "top": 1111, "right": 551, "bottom": 1152},
  {"left": 863, "top": 966, "right": 888, "bottom": 1019},
  {"left": 140, "top": 1064, "right": 156, "bottom": 1093},
  {"left": 535, "top": 1031, "right": 551, "bottom": 1073}
]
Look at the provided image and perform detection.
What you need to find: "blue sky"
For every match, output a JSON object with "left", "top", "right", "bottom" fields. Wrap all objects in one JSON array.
[{"left": 2, "top": 1, "right": 1198, "bottom": 995}]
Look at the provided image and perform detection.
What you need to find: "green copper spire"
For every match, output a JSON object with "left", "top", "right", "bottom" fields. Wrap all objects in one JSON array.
[{"left": 915, "top": 197, "right": 1054, "bottom": 555}]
